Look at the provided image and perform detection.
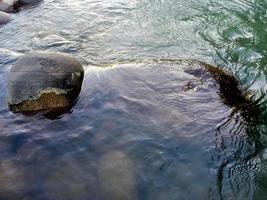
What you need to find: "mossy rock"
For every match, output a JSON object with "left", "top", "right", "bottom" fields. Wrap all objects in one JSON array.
[{"left": 8, "top": 52, "right": 84, "bottom": 114}]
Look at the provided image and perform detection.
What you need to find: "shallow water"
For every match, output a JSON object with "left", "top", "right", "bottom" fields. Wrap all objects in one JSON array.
[{"left": 0, "top": 0, "right": 267, "bottom": 199}]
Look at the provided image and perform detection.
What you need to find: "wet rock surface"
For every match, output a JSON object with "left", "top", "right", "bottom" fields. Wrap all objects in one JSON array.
[{"left": 7, "top": 52, "right": 84, "bottom": 115}]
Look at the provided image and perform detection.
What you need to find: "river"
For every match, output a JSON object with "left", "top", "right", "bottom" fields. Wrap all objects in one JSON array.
[{"left": 0, "top": 0, "right": 267, "bottom": 199}]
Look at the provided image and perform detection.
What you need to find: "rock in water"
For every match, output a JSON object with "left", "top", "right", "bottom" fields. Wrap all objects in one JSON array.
[
  {"left": 0, "top": 11, "right": 10, "bottom": 24},
  {"left": 0, "top": 0, "right": 18, "bottom": 12},
  {"left": 7, "top": 52, "right": 84, "bottom": 114}
]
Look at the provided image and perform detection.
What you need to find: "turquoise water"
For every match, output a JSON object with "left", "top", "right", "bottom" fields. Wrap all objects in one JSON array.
[{"left": 0, "top": 0, "right": 267, "bottom": 199}]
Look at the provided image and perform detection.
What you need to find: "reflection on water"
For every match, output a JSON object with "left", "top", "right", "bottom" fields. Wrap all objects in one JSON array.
[{"left": 0, "top": 0, "right": 267, "bottom": 199}]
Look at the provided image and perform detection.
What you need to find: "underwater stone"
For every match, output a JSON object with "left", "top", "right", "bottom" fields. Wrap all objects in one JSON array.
[
  {"left": 182, "top": 60, "right": 249, "bottom": 107},
  {"left": 7, "top": 52, "right": 84, "bottom": 114},
  {"left": 84, "top": 60, "right": 250, "bottom": 110},
  {"left": 99, "top": 151, "right": 137, "bottom": 200},
  {"left": 0, "top": 159, "right": 25, "bottom": 199}
]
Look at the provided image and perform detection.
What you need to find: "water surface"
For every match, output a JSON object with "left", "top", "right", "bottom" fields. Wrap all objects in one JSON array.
[{"left": 0, "top": 0, "right": 267, "bottom": 199}]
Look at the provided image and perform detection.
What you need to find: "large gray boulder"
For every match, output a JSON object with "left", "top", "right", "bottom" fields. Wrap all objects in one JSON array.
[
  {"left": 0, "top": 0, "right": 18, "bottom": 12},
  {"left": 0, "top": 11, "right": 10, "bottom": 24},
  {"left": 8, "top": 52, "right": 84, "bottom": 114}
]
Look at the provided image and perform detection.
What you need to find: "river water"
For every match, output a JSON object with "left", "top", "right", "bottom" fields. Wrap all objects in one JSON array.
[{"left": 0, "top": 0, "right": 267, "bottom": 199}]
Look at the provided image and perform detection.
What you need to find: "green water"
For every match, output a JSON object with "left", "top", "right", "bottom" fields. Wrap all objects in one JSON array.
[{"left": 0, "top": 0, "right": 267, "bottom": 199}]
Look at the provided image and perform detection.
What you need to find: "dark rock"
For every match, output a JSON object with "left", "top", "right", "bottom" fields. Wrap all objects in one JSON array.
[
  {"left": 0, "top": 0, "right": 19, "bottom": 12},
  {"left": 7, "top": 52, "right": 84, "bottom": 115},
  {"left": 0, "top": 0, "right": 42, "bottom": 13},
  {"left": 0, "top": 11, "right": 10, "bottom": 25}
]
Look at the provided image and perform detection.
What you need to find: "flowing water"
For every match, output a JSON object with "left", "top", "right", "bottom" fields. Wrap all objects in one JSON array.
[{"left": 0, "top": 0, "right": 267, "bottom": 199}]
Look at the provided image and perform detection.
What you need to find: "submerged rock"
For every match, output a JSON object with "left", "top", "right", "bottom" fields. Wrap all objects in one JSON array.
[
  {"left": 0, "top": 11, "right": 10, "bottom": 24},
  {"left": 44, "top": 153, "right": 98, "bottom": 200},
  {"left": 0, "top": 0, "right": 18, "bottom": 12},
  {"left": 182, "top": 60, "right": 250, "bottom": 108},
  {"left": 98, "top": 151, "right": 137, "bottom": 200},
  {"left": 84, "top": 60, "right": 250, "bottom": 110},
  {"left": 7, "top": 52, "right": 84, "bottom": 114},
  {"left": 0, "top": 159, "right": 25, "bottom": 199}
]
